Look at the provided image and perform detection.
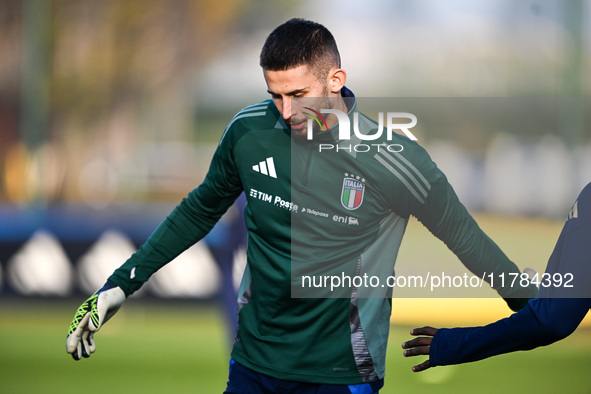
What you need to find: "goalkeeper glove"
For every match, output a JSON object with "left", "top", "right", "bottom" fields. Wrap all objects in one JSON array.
[{"left": 66, "top": 280, "right": 126, "bottom": 360}]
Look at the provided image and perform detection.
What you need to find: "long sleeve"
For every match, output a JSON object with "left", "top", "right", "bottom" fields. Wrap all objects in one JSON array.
[
  {"left": 430, "top": 297, "right": 590, "bottom": 366},
  {"left": 401, "top": 143, "right": 538, "bottom": 308},
  {"left": 109, "top": 125, "right": 244, "bottom": 296}
]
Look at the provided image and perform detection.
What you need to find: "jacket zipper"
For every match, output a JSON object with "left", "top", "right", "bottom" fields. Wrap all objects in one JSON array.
[{"left": 302, "top": 144, "right": 314, "bottom": 186}]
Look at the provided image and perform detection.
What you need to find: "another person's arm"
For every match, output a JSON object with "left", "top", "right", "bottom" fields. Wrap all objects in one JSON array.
[{"left": 402, "top": 297, "right": 590, "bottom": 371}]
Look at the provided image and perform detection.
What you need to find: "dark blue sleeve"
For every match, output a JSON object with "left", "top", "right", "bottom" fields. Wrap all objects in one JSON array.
[
  {"left": 429, "top": 183, "right": 591, "bottom": 367},
  {"left": 430, "top": 298, "right": 590, "bottom": 366}
]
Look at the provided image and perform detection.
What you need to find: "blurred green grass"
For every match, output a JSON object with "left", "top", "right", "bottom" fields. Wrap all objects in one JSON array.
[
  {"left": 0, "top": 297, "right": 589, "bottom": 394},
  {"left": 0, "top": 299, "right": 230, "bottom": 394}
]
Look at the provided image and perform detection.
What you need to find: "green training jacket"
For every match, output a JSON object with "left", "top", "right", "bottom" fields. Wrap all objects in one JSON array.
[{"left": 109, "top": 87, "right": 537, "bottom": 384}]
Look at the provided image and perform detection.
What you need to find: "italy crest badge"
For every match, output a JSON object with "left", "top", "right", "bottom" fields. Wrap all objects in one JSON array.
[{"left": 341, "top": 174, "right": 365, "bottom": 210}]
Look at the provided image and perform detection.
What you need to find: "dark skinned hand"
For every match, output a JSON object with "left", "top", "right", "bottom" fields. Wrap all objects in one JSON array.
[{"left": 401, "top": 326, "right": 439, "bottom": 372}]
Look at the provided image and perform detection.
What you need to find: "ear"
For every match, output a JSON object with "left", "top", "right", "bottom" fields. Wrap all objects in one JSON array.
[{"left": 329, "top": 68, "right": 346, "bottom": 94}]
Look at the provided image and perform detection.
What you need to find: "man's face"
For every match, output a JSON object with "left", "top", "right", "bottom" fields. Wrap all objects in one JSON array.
[{"left": 264, "top": 64, "right": 333, "bottom": 139}]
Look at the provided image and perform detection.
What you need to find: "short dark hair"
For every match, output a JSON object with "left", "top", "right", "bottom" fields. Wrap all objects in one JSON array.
[{"left": 260, "top": 18, "right": 341, "bottom": 82}]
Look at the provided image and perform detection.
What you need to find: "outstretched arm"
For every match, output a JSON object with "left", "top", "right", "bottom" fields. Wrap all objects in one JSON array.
[
  {"left": 65, "top": 122, "right": 243, "bottom": 359},
  {"left": 413, "top": 174, "right": 538, "bottom": 310},
  {"left": 402, "top": 297, "right": 590, "bottom": 371}
]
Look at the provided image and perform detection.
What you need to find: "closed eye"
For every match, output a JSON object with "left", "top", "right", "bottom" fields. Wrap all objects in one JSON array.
[{"left": 267, "top": 88, "right": 310, "bottom": 99}]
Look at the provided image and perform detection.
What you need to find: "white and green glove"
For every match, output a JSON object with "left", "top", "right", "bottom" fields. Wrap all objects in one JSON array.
[{"left": 66, "top": 280, "right": 126, "bottom": 360}]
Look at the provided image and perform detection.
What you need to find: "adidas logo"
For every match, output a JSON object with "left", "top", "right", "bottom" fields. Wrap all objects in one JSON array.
[{"left": 252, "top": 157, "right": 277, "bottom": 178}]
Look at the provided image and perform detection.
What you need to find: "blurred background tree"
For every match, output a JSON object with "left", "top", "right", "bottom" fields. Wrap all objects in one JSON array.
[{"left": 1, "top": 0, "right": 297, "bottom": 203}]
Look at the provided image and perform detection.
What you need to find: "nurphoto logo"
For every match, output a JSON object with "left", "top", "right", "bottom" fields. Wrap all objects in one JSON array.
[{"left": 304, "top": 109, "right": 418, "bottom": 153}]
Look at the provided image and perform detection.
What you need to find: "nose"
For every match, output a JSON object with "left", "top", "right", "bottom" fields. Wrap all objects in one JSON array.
[{"left": 281, "top": 97, "right": 292, "bottom": 121}]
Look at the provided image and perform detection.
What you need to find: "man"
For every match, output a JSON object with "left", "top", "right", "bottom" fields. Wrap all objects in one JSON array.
[
  {"left": 66, "top": 19, "right": 537, "bottom": 393},
  {"left": 402, "top": 183, "right": 591, "bottom": 372}
]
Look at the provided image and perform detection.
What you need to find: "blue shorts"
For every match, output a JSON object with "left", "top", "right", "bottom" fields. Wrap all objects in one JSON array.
[{"left": 224, "top": 359, "right": 384, "bottom": 394}]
